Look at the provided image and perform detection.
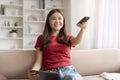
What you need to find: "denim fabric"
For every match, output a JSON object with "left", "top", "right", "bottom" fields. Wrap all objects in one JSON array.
[{"left": 47, "top": 66, "right": 83, "bottom": 80}]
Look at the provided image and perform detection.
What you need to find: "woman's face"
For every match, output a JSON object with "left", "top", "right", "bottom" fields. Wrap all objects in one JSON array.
[{"left": 49, "top": 12, "right": 64, "bottom": 32}]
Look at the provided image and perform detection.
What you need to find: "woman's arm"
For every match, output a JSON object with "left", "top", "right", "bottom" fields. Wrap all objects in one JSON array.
[
  {"left": 31, "top": 47, "right": 43, "bottom": 71},
  {"left": 28, "top": 47, "right": 42, "bottom": 80},
  {"left": 70, "top": 22, "right": 88, "bottom": 46}
]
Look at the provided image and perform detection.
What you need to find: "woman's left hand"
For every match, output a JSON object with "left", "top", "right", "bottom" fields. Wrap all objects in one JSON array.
[{"left": 77, "top": 22, "right": 88, "bottom": 30}]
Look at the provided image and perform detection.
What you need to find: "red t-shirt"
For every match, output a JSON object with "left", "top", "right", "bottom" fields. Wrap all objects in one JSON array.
[{"left": 35, "top": 35, "right": 73, "bottom": 70}]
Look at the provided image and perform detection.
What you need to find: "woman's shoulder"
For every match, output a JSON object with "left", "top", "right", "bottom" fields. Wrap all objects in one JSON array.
[
  {"left": 67, "top": 34, "right": 75, "bottom": 41},
  {"left": 39, "top": 34, "right": 43, "bottom": 37},
  {"left": 67, "top": 34, "right": 74, "bottom": 38},
  {"left": 37, "top": 34, "right": 43, "bottom": 40}
]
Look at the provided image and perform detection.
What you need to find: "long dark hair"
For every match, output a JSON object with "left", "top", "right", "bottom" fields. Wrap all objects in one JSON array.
[{"left": 40, "top": 9, "right": 71, "bottom": 51}]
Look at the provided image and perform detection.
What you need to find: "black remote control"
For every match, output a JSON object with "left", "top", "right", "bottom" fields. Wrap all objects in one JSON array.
[{"left": 77, "top": 17, "right": 90, "bottom": 24}]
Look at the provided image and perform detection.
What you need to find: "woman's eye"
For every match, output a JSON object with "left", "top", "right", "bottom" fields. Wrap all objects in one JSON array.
[{"left": 50, "top": 16, "right": 63, "bottom": 21}]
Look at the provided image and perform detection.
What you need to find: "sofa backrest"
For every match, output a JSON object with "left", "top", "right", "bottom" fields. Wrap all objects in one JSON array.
[
  {"left": 70, "top": 48, "right": 120, "bottom": 76},
  {"left": 0, "top": 50, "right": 36, "bottom": 79},
  {"left": 0, "top": 49, "right": 120, "bottom": 79}
]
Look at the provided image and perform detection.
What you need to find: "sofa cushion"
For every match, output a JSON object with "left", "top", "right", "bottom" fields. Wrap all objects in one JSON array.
[
  {"left": 83, "top": 75, "right": 104, "bottom": 80},
  {"left": 0, "top": 73, "right": 7, "bottom": 80}
]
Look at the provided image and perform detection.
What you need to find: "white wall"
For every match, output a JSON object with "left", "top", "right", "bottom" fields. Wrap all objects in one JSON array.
[
  {"left": 70, "top": 0, "right": 90, "bottom": 50},
  {"left": 64, "top": 0, "right": 71, "bottom": 34}
]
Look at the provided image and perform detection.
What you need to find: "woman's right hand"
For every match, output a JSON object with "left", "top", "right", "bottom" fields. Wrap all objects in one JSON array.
[{"left": 28, "top": 71, "right": 38, "bottom": 80}]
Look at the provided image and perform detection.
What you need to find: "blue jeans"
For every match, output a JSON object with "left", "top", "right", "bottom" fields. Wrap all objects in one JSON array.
[{"left": 47, "top": 66, "right": 83, "bottom": 80}]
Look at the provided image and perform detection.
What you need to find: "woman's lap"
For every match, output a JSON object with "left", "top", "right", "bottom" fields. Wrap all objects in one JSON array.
[{"left": 47, "top": 65, "right": 83, "bottom": 80}]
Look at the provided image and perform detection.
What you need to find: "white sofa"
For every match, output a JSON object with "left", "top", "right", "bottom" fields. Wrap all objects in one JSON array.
[
  {"left": 71, "top": 49, "right": 120, "bottom": 80},
  {"left": 0, "top": 48, "right": 120, "bottom": 80}
]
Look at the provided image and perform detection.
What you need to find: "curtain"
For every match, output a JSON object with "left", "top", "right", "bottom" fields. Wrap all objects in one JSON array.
[{"left": 85, "top": 0, "right": 120, "bottom": 49}]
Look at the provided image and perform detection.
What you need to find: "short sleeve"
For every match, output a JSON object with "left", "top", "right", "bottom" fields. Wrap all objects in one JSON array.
[
  {"left": 34, "top": 35, "right": 42, "bottom": 48},
  {"left": 68, "top": 35, "right": 73, "bottom": 41},
  {"left": 68, "top": 35, "right": 75, "bottom": 47}
]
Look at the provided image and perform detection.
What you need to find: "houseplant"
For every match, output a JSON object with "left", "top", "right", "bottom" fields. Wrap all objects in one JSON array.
[{"left": 9, "top": 29, "right": 17, "bottom": 37}]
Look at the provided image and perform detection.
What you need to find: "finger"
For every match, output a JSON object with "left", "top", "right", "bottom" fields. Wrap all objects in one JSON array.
[
  {"left": 29, "top": 74, "right": 38, "bottom": 80},
  {"left": 32, "top": 75, "right": 39, "bottom": 80}
]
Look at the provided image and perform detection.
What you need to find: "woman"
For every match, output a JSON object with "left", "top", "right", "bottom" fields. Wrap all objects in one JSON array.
[{"left": 28, "top": 9, "right": 88, "bottom": 80}]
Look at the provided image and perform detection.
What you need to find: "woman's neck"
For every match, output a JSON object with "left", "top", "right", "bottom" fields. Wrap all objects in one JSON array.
[{"left": 51, "top": 30, "right": 59, "bottom": 36}]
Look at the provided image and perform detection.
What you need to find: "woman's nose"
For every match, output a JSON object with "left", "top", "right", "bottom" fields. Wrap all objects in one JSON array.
[{"left": 56, "top": 19, "right": 59, "bottom": 23}]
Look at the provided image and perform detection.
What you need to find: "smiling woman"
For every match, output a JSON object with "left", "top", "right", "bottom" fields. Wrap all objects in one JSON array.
[{"left": 28, "top": 9, "right": 89, "bottom": 80}]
